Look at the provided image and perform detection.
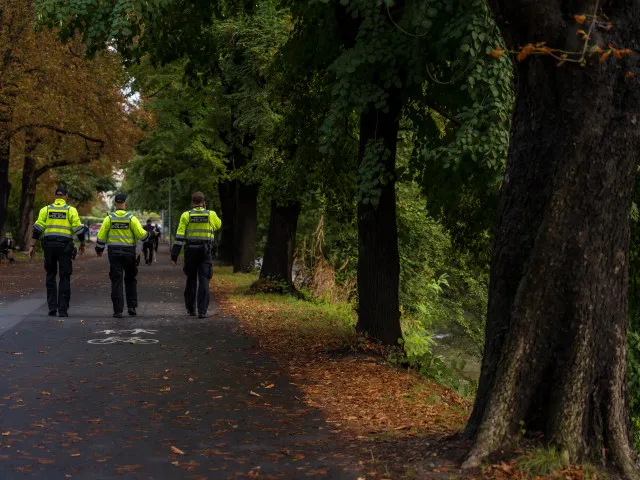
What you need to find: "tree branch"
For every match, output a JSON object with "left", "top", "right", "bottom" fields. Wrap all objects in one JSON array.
[
  {"left": 425, "top": 101, "right": 461, "bottom": 127},
  {"left": 145, "top": 82, "right": 172, "bottom": 99},
  {"left": 4, "top": 123, "right": 105, "bottom": 144},
  {"left": 35, "top": 151, "right": 99, "bottom": 178}
]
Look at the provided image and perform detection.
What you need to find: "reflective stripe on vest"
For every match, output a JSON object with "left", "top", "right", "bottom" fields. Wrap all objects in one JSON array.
[
  {"left": 44, "top": 204, "right": 72, "bottom": 238},
  {"left": 186, "top": 209, "right": 213, "bottom": 241},
  {"left": 107, "top": 212, "right": 136, "bottom": 246}
]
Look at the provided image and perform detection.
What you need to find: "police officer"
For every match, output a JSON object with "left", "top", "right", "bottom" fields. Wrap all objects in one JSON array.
[
  {"left": 95, "top": 193, "right": 154, "bottom": 318},
  {"left": 171, "top": 192, "right": 221, "bottom": 318},
  {"left": 28, "top": 186, "right": 86, "bottom": 317}
]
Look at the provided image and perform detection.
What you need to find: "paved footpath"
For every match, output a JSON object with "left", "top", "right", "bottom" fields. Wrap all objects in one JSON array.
[{"left": 0, "top": 247, "right": 363, "bottom": 479}]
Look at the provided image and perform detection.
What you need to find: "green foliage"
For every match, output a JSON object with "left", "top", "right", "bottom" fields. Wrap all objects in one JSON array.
[
  {"left": 396, "top": 182, "right": 487, "bottom": 356},
  {"left": 628, "top": 327, "right": 640, "bottom": 451},
  {"left": 56, "top": 167, "right": 116, "bottom": 206}
]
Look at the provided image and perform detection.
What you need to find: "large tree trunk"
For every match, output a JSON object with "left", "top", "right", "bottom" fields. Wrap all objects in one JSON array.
[
  {"left": 355, "top": 86, "right": 404, "bottom": 346},
  {"left": 233, "top": 181, "right": 258, "bottom": 273},
  {"left": 0, "top": 131, "right": 9, "bottom": 239},
  {"left": 259, "top": 200, "right": 301, "bottom": 284},
  {"left": 0, "top": 98, "right": 12, "bottom": 238},
  {"left": 465, "top": 3, "right": 640, "bottom": 477},
  {"left": 17, "top": 130, "right": 39, "bottom": 248},
  {"left": 217, "top": 179, "right": 236, "bottom": 265}
]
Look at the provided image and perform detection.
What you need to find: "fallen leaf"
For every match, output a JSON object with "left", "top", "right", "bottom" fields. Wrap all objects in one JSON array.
[
  {"left": 1, "top": 431, "right": 9, "bottom": 436},
  {"left": 40, "top": 391, "right": 51, "bottom": 396},
  {"left": 249, "top": 391, "right": 261, "bottom": 397},
  {"left": 71, "top": 453, "right": 80, "bottom": 457},
  {"left": 265, "top": 384, "right": 275, "bottom": 389},
  {"left": 171, "top": 446, "right": 186, "bottom": 455},
  {"left": 188, "top": 377, "right": 194, "bottom": 382},
  {"left": 87, "top": 419, "right": 101, "bottom": 424},
  {"left": 293, "top": 454, "right": 305, "bottom": 460},
  {"left": 96, "top": 362, "right": 103, "bottom": 366}
]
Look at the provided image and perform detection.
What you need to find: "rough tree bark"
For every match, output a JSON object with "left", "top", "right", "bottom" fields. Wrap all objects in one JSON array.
[
  {"left": 464, "top": 1, "right": 640, "bottom": 476},
  {"left": 355, "top": 85, "right": 404, "bottom": 346},
  {"left": 0, "top": 121, "right": 10, "bottom": 239},
  {"left": 232, "top": 138, "right": 259, "bottom": 274},
  {"left": 17, "top": 129, "right": 39, "bottom": 248},
  {"left": 259, "top": 200, "right": 301, "bottom": 285},
  {"left": 217, "top": 179, "right": 236, "bottom": 265},
  {"left": 233, "top": 181, "right": 258, "bottom": 273}
]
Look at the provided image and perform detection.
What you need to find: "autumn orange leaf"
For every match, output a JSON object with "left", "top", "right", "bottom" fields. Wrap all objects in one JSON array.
[
  {"left": 574, "top": 14, "right": 587, "bottom": 24},
  {"left": 70, "top": 453, "right": 80, "bottom": 457},
  {"left": 490, "top": 48, "right": 505, "bottom": 59},
  {"left": 265, "top": 384, "right": 275, "bottom": 389},
  {"left": 626, "top": 72, "right": 635, "bottom": 79},
  {"left": 171, "top": 446, "right": 186, "bottom": 455},
  {"left": 517, "top": 43, "right": 536, "bottom": 62},
  {"left": 600, "top": 50, "right": 612, "bottom": 62},
  {"left": 40, "top": 391, "right": 50, "bottom": 395},
  {"left": 1, "top": 431, "right": 10, "bottom": 436}
]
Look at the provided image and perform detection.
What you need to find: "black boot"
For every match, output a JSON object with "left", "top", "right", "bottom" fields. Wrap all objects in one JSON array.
[{"left": 128, "top": 308, "right": 137, "bottom": 316}]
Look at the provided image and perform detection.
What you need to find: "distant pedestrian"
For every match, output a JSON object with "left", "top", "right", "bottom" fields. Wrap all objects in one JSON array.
[
  {"left": 171, "top": 192, "right": 221, "bottom": 318},
  {"left": 153, "top": 223, "right": 161, "bottom": 253},
  {"left": 95, "top": 193, "right": 155, "bottom": 318},
  {"left": 142, "top": 219, "right": 155, "bottom": 265},
  {"left": 0, "top": 232, "right": 16, "bottom": 265},
  {"left": 28, "top": 187, "right": 87, "bottom": 317}
]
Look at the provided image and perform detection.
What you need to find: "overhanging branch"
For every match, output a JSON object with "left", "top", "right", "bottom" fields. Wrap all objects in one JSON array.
[
  {"left": 425, "top": 102, "right": 461, "bottom": 127},
  {"left": 4, "top": 123, "right": 105, "bottom": 145}
]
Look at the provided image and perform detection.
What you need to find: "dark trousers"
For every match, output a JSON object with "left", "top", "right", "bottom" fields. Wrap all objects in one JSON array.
[
  {"left": 43, "top": 239, "right": 74, "bottom": 313},
  {"left": 108, "top": 250, "right": 138, "bottom": 314},
  {"left": 183, "top": 245, "right": 213, "bottom": 314},
  {"left": 143, "top": 242, "right": 154, "bottom": 264}
]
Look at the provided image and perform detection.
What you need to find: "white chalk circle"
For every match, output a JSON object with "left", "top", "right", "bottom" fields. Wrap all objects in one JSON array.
[{"left": 87, "top": 336, "right": 159, "bottom": 345}]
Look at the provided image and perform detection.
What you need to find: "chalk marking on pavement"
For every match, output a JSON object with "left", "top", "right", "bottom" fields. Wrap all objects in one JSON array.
[{"left": 87, "top": 336, "right": 159, "bottom": 345}]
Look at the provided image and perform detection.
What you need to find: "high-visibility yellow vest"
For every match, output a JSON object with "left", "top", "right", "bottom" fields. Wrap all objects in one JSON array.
[
  {"left": 185, "top": 209, "right": 215, "bottom": 242},
  {"left": 106, "top": 212, "right": 136, "bottom": 246},
  {"left": 44, "top": 204, "right": 73, "bottom": 238}
]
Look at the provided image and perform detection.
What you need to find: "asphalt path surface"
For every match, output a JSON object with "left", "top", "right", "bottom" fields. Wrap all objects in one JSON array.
[{"left": 0, "top": 246, "right": 362, "bottom": 479}]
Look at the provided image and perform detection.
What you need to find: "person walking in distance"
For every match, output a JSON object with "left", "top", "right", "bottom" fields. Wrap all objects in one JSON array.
[
  {"left": 28, "top": 187, "right": 87, "bottom": 317},
  {"left": 171, "top": 192, "right": 221, "bottom": 318},
  {"left": 0, "top": 232, "right": 16, "bottom": 264},
  {"left": 142, "top": 219, "right": 155, "bottom": 265},
  {"left": 95, "top": 193, "right": 155, "bottom": 318},
  {"left": 153, "top": 223, "right": 161, "bottom": 255}
]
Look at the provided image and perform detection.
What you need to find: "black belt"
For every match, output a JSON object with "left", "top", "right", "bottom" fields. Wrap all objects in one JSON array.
[{"left": 108, "top": 246, "right": 136, "bottom": 252}]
